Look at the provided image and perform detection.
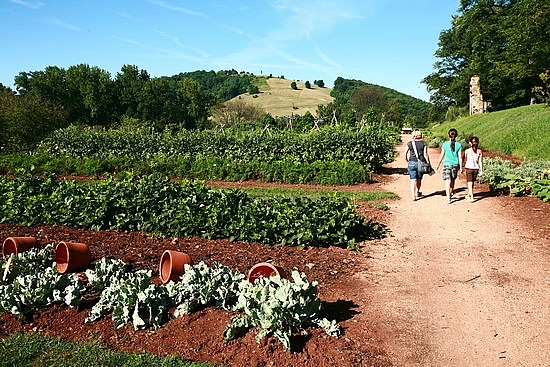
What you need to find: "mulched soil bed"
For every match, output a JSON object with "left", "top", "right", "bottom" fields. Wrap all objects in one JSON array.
[{"left": 0, "top": 199, "right": 393, "bottom": 367}]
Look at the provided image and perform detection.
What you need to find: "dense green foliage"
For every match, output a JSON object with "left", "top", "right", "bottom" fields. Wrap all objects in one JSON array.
[
  {"left": 166, "top": 69, "right": 258, "bottom": 102},
  {"left": 478, "top": 158, "right": 550, "bottom": 201},
  {"left": 0, "top": 87, "right": 69, "bottom": 152},
  {"left": 0, "top": 175, "right": 382, "bottom": 248},
  {"left": 0, "top": 124, "right": 396, "bottom": 185},
  {"left": 429, "top": 104, "right": 550, "bottom": 161},
  {"left": 329, "top": 77, "right": 433, "bottom": 127},
  {"left": 0, "top": 153, "right": 371, "bottom": 186},
  {"left": 37, "top": 124, "right": 395, "bottom": 167},
  {"left": 0, "top": 333, "right": 216, "bottom": 367},
  {"left": 423, "top": 0, "right": 550, "bottom": 110}
]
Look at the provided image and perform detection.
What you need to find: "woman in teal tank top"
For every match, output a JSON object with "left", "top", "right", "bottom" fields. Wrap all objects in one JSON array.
[{"left": 435, "top": 128, "right": 463, "bottom": 204}]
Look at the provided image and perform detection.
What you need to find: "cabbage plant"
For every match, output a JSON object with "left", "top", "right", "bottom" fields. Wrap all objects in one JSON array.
[{"left": 224, "top": 271, "right": 340, "bottom": 350}]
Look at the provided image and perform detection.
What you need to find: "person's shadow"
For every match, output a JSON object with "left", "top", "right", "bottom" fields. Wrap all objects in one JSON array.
[
  {"left": 417, "top": 187, "right": 497, "bottom": 202},
  {"left": 380, "top": 166, "right": 408, "bottom": 175}
]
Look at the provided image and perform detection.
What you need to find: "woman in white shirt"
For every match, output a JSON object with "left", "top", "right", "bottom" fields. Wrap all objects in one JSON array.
[{"left": 464, "top": 136, "right": 483, "bottom": 202}]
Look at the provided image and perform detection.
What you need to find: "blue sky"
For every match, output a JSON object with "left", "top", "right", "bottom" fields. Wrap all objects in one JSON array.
[{"left": 1, "top": 0, "right": 459, "bottom": 101}]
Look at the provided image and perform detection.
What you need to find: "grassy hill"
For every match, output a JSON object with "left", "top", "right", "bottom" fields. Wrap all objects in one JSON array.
[
  {"left": 430, "top": 104, "right": 550, "bottom": 161},
  {"left": 230, "top": 77, "right": 334, "bottom": 117}
]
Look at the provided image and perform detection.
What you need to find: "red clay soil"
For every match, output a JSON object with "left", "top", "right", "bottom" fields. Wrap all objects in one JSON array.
[
  {"left": 1, "top": 153, "right": 549, "bottom": 366},
  {"left": 0, "top": 201, "right": 392, "bottom": 367}
]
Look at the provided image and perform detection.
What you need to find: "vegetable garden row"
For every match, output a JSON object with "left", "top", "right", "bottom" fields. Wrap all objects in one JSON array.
[
  {"left": 480, "top": 157, "right": 550, "bottom": 202},
  {"left": 0, "top": 124, "right": 390, "bottom": 355},
  {"left": 0, "top": 242, "right": 339, "bottom": 350},
  {"left": 0, "top": 175, "right": 383, "bottom": 249},
  {"left": 1, "top": 124, "right": 397, "bottom": 185}
]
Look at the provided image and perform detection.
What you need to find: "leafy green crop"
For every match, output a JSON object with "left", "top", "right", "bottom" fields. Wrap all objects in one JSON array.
[
  {"left": 85, "top": 258, "right": 127, "bottom": 292},
  {"left": 0, "top": 245, "right": 85, "bottom": 316},
  {"left": 86, "top": 269, "right": 169, "bottom": 330},
  {"left": 0, "top": 175, "right": 382, "bottom": 248},
  {"left": 2, "top": 252, "right": 341, "bottom": 350},
  {"left": 38, "top": 125, "right": 395, "bottom": 169},
  {"left": 0, "top": 124, "right": 397, "bottom": 184},
  {"left": 479, "top": 158, "right": 550, "bottom": 201},
  {"left": 165, "top": 261, "right": 245, "bottom": 316},
  {"left": 1, "top": 244, "right": 55, "bottom": 283},
  {"left": 224, "top": 271, "right": 340, "bottom": 350}
]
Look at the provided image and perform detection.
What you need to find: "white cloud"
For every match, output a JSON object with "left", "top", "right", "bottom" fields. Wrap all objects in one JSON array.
[
  {"left": 145, "top": 0, "right": 209, "bottom": 19},
  {"left": 221, "top": 24, "right": 244, "bottom": 35},
  {"left": 9, "top": 0, "right": 45, "bottom": 10},
  {"left": 108, "top": 9, "right": 134, "bottom": 20},
  {"left": 214, "top": 0, "right": 370, "bottom": 76},
  {"left": 150, "top": 29, "right": 209, "bottom": 58},
  {"left": 112, "top": 35, "right": 204, "bottom": 62},
  {"left": 43, "top": 17, "right": 83, "bottom": 32}
]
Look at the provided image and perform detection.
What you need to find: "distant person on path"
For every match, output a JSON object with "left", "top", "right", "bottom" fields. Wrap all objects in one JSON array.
[
  {"left": 464, "top": 136, "right": 483, "bottom": 202},
  {"left": 435, "top": 128, "right": 463, "bottom": 204},
  {"left": 403, "top": 130, "right": 431, "bottom": 201}
]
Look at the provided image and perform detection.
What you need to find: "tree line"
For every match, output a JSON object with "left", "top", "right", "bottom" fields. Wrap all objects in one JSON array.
[
  {"left": 0, "top": 65, "right": 258, "bottom": 151},
  {"left": 423, "top": 0, "right": 550, "bottom": 111},
  {"left": 11, "top": 65, "right": 258, "bottom": 128},
  {"left": 316, "top": 77, "right": 434, "bottom": 129}
]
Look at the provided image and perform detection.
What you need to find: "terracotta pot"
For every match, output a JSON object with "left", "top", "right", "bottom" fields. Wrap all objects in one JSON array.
[
  {"left": 2, "top": 237, "right": 39, "bottom": 258},
  {"left": 247, "top": 262, "right": 287, "bottom": 283},
  {"left": 159, "top": 250, "right": 192, "bottom": 284},
  {"left": 55, "top": 241, "right": 92, "bottom": 273}
]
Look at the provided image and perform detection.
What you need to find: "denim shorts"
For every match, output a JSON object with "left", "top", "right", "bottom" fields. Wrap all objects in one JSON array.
[
  {"left": 408, "top": 161, "right": 422, "bottom": 180},
  {"left": 442, "top": 165, "right": 459, "bottom": 181}
]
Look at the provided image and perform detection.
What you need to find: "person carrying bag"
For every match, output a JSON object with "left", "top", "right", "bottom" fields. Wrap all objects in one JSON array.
[
  {"left": 403, "top": 130, "right": 432, "bottom": 201},
  {"left": 412, "top": 140, "right": 433, "bottom": 174}
]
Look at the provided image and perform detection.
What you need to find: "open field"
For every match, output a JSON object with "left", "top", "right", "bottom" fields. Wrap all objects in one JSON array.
[{"left": 230, "top": 77, "right": 335, "bottom": 117}]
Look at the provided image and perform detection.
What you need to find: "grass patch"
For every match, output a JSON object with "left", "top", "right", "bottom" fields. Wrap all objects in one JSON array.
[
  {"left": 211, "top": 185, "right": 399, "bottom": 203},
  {"left": 430, "top": 104, "right": 550, "bottom": 161},
  {"left": 0, "top": 333, "right": 216, "bottom": 367}
]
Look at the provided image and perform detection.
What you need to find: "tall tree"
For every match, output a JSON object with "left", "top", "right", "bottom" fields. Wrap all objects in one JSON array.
[
  {"left": 350, "top": 85, "right": 387, "bottom": 119},
  {"left": 115, "top": 64, "right": 150, "bottom": 117},
  {"left": 424, "top": 0, "right": 550, "bottom": 110},
  {"left": 66, "top": 64, "right": 116, "bottom": 126},
  {"left": 137, "top": 77, "right": 176, "bottom": 129},
  {"left": 177, "top": 78, "right": 210, "bottom": 130},
  {"left": 501, "top": 0, "right": 550, "bottom": 103},
  {"left": 0, "top": 89, "right": 68, "bottom": 152}
]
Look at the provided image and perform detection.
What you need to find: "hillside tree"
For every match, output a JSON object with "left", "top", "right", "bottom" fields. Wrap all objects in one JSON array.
[{"left": 423, "top": 0, "right": 550, "bottom": 110}]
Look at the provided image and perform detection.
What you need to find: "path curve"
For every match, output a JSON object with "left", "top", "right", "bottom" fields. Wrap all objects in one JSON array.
[{"left": 363, "top": 137, "right": 550, "bottom": 366}]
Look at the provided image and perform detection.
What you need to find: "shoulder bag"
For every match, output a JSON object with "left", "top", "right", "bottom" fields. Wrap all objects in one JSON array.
[{"left": 411, "top": 141, "right": 432, "bottom": 174}]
